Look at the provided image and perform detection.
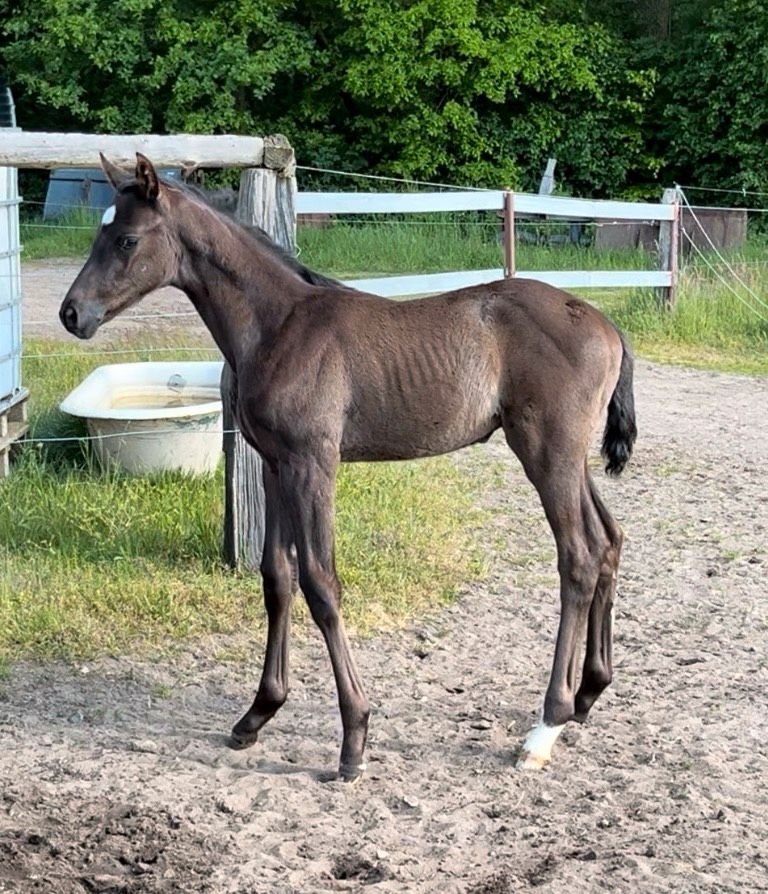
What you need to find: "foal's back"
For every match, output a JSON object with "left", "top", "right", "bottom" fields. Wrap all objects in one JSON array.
[{"left": 250, "top": 277, "right": 621, "bottom": 462}]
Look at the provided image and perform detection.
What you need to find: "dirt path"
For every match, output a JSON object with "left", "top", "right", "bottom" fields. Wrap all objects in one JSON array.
[
  {"left": 3, "top": 265, "right": 767, "bottom": 892},
  {"left": 21, "top": 259, "right": 212, "bottom": 343}
]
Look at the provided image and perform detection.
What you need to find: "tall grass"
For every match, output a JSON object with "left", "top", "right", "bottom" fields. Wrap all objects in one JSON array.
[
  {"left": 19, "top": 208, "right": 653, "bottom": 275},
  {"left": 0, "top": 452, "right": 480, "bottom": 659},
  {"left": 21, "top": 207, "right": 101, "bottom": 260},
  {"left": 598, "top": 255, "right": 768, "bottom": 374},
  {"left": 297, "top": 219, "right": 653, "bottom": 278}
]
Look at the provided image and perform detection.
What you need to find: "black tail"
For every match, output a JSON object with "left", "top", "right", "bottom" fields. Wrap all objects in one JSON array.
[{"left": 601, "top": 331, "right": 637, "bottom": 477}]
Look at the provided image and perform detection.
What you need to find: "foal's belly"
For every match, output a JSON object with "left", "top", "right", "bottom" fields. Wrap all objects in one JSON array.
[
  {"left": 340, "top": 423, "right": 500, "bottom": 462},
  {"left": 339, "top": 386, "right": 500, "bottom": 462},
  {"left": 338, "top": 305, "right": 502, "bottom": 461}
]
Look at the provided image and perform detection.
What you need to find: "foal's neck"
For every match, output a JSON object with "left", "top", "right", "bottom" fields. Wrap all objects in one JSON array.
[{"left": 169, "top": 190, "right": 308, "bottom": 369}]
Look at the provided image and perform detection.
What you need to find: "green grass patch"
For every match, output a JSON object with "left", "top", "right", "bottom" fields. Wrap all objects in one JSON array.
[
  {"left": 1, "top": 335, "right": 483, "bottom": 661},
  {"left": 595, "top": 264, "right": 768, "bottom": 375},
  {"left": 19, "top": 209, "right": 653, "bottom": 276},
  {"left": 297, "top": 219, "right": 652, "bottom": 278},
  {"left": 21, "top": 207, "right": 101, "bottom": 260}
]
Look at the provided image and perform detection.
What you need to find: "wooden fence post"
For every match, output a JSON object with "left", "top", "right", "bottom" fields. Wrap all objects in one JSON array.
[
  {"left": 657, "top": 187, "right": 680, "bottom": 309},
  {"left": 221, "top": 135, "right": 297, "bottom": 570},
  {"left": 503, "top": 190, "right": 515, "bottom": 278}
]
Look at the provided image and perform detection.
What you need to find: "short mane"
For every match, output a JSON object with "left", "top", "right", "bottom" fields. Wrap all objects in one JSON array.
[{"left": 151, "top": 178, "right": 344, "bottom": 290}]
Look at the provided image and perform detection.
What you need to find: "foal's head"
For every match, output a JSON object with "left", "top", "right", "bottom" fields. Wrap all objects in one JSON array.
[{"left": 60, "top": 153, "right": 178, "bottom": 338}]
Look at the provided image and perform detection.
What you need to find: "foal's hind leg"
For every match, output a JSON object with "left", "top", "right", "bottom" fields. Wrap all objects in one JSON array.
[
  {"left": 573, "top": 474, "right": 623, "bottom": 722},
  {"left": 231, "top": 466, "right": 297, "bottom": 748},
  {"left": 507, "top": 438, "right": 608, "bottom": 770}
]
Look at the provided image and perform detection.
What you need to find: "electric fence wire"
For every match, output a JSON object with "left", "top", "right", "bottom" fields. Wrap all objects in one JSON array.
[
  {"left": 22, "top": 346, "right": 220, "bottom": 360},
  {"left": 295, "top": 164, "right": 493, "bottom": 192},
  {"left": 680, "top": 226, "right": 768, "bottom": 325},
  {"left": 676, "top": 186, "right": 768, "bottom": 313},
  {"left": 23, "top": 310, "right": 200, "bottom": 326},
  {"left": 677, "top": 183, "right": 768, "bottom": 199},
  {"left": 20, "top": 426, "right": 240, "bottom": 445}
]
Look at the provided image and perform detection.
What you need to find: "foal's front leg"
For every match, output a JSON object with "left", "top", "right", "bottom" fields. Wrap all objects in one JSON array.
[
  {"left": 278, "top": 451, "right": 370, "bottom": 782},
  {"left": 230, "top": 465, "right": 296, "bottom": 748}
]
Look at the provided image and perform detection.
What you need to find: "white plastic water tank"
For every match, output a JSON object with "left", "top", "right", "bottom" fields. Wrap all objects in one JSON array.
[{"left": 0, "top": 140, "right": 24, "bottom": 413}]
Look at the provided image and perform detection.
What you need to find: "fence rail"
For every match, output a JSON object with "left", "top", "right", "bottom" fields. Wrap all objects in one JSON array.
[
  {"left": 296, "top": 188, "right": 678, "bottom": 297},
  {"left": 297, "top": 189, "right": 676, "bottom": 221},
  {"left": 0, "top": 131, "right": 267, "bottom": 169},
  {"left": 340, "top": 269, "right": 672, "bottom": 298}
]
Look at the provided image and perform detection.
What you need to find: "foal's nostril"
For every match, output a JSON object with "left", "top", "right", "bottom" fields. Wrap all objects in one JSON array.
[{"left": 62, "top": 303, "right": 78, "bottom": 332}]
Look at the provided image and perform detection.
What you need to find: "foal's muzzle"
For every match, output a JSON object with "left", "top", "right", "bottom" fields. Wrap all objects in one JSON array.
[{"left": 59, "top": 296, "right": 103, "bottom": 340}]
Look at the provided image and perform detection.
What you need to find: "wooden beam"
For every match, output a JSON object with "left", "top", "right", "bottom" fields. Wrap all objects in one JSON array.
[
  {"left": 221, "top": 364, "right": 265, "bottom": 571},
  {"left": 0, "top": 131, "right": 269, "bottom": 169},
  {"left": 503, "top": 191, "right": 515, "bottom": 278},
  {"left": 237, "top": 166, "right": 297, "bottom": 252}
]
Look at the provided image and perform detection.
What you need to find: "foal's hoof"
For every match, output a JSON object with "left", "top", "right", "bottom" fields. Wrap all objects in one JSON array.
[
  {"left": 227, "top": 730, "right": 259, "bottom": 750},
  {"left": 338, "top": 762, "right": 366, "bottom": 784},
  {"left": 228, "top": 716, "right": 263, "bottom": 750},
  {"left": 228, "top": 709, "right": 277, "bottom": 750},
  {"left": 516, "top": 751, "right": 550, "bottom": 771},
  {"left": 515, "top": 722, "right": 564, "bottom": 771}
]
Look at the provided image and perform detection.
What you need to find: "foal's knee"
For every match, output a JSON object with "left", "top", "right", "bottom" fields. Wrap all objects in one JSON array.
[
  {"left": 261, "top": 551, "right": 296, "bottom": 608},
  {"left": 299, "top": 561, "right": 342, "bottom": 629}
]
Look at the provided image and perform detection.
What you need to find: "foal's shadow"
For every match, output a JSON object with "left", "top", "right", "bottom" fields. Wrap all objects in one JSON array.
[{"left": 201, "top": 730, "right": 335, "bottom": 780}]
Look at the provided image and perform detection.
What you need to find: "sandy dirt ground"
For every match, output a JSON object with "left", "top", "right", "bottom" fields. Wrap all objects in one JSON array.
[
  {"left": 21, "top": 259, "right": 212, "bottom": 343},
  {"left": 1, "top": 264, "right": 767, "bottom": 892}
]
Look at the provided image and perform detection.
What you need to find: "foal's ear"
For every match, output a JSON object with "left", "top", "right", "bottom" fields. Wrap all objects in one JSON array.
[
  {"left": 135, "top": 152, "right": 160, "bottom": 201},
  {"left": 99, "top": 153, "right": 131, "bottom": 189}
]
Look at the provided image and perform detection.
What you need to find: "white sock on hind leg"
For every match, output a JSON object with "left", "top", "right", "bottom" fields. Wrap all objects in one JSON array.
[{"left": 518, "top": 722, "right": 565, "bottom": 770}]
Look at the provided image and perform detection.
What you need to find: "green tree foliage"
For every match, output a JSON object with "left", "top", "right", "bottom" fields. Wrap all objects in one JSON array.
[
  {"left": 649, "top": 0, "right": 768, "bottom": 191},
  {"left": 0, "top": 0, "right": 764, "bottom": 195},
  {"left": 281, "top": 0, "right": 656, "bottom": 191},
  {"left": 0, "top": 0, "right": 312, "bottom": 133}
]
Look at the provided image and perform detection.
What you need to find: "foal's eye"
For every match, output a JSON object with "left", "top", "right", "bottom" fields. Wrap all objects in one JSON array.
[{"left": 116, "top": 235, "right": 139, "bottom": 251}]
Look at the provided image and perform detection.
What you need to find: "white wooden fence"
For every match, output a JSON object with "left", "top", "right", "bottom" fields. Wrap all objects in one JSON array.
[{"left": 296, "top": 189, "right": 679, "bottom": 298}]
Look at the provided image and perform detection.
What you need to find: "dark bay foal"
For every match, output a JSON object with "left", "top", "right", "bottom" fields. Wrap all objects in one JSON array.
[{"left": 60, "top": 154, "right": 636, "bottom": 780}]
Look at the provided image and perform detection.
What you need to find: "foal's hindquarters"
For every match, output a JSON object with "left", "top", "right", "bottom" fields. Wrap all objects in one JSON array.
[{"left": 494, "top": 302, "right": 629, "bottom": 769}]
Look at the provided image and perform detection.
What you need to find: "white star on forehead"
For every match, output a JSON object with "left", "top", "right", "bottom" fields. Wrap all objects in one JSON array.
[{"left": 101, "top": 205, "right": 116, "bottom": 226}]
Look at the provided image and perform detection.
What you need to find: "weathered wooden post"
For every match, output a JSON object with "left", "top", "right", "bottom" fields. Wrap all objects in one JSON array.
[
  {"left": 657, "top": 187, "right": 680, "bottom": 309},
  {"left": 221, "top": 135, "right": 297, "bottom": 570},
  {"left": 503, "top": 190, "right": 515, "bottom": 278}
]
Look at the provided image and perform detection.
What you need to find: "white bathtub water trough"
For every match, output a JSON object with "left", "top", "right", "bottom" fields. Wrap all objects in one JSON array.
[{"left": 60, "top": 361, "right": 225, "bottom": 474}]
